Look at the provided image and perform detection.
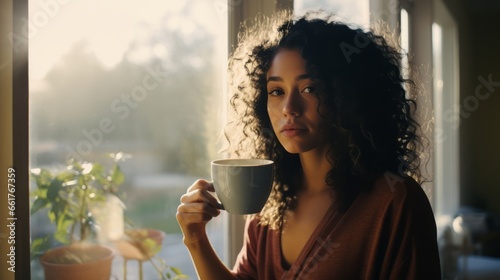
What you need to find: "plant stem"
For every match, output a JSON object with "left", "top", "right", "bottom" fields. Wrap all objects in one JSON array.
[
  {"left": 79, "top": 174, "right": 90, "bottom": 241},
  {"left": 139, "top": 261, "right": 143, "bottom": 280},
  {"left": 149, "top": 257, "right": 168, "bottom": 280},
  {"left": 69, "top": 220, "right": 76, "bottom": 244},
  {"left": 124, "top": 258, "right": 128, "bottom": 280}
]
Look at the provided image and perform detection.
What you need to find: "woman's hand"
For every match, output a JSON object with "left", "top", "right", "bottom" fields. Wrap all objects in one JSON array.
[{"left": 176, "top": 179, "right": 221, "bottom": 246}]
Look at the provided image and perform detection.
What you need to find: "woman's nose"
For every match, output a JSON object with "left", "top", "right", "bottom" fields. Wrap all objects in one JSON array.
[{"left": 282, "top": 91, "right": 301, "bottom": 117}]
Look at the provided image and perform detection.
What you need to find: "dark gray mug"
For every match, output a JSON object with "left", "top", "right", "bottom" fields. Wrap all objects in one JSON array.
[{"left": 211, "top": 159, "right": 274, "bottom": 215}]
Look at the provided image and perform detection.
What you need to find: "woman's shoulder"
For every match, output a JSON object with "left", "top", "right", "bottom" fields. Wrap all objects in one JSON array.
[
  {"left": 244, "top": 215, "right": 272, "bottom": 235},
  {"left": 352, "top": 172, "right": 437, "bottom": 233},
  {"left": 357, "top": 172, "right": 434, "bottom": 217},
  {"left": 370, "top": 172, "right": 429, "bottom": 202}
]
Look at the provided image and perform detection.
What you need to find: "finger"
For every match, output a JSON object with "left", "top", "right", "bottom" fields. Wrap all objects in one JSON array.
[
  {"left": 187, "top": 179, "right": 212, "bottom": 192},
  {"left": 195, "top": 201, "right": 220, "bottom": 217},
  {"left": 177, "top": 210, "right": 214, "bottom": 224},
  {"left": 206, "top": 182, "right": 215, "bottom": 192},
  {"left": 180, "top": 188, "right": 219, "bottom": 208},
  {"left": 177, "top": 202, "right": 220, "bottom": 219}
]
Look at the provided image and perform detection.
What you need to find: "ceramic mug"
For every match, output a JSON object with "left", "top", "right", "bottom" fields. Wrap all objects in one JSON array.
[{"left": 211, "top": 159, "right": 274, "bottom": 215}]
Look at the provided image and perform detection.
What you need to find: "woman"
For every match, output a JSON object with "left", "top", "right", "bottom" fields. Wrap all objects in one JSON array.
[{"left": 176, "top": 12, "right": 441, "bottom": 279}]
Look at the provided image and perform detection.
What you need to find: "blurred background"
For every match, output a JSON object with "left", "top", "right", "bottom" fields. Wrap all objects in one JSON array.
[{"left": 28, "top": 0, "right": 227, "bottom": 278}]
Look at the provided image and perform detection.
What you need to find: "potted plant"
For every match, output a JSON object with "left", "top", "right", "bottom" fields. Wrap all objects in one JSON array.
[{"left": 30, "top": 154, "right": 127, "bottom": 280}]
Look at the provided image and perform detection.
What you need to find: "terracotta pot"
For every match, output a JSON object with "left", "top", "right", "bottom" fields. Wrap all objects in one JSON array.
[{"left": 40, "top": 243, "right": 114, "bottom": 280}]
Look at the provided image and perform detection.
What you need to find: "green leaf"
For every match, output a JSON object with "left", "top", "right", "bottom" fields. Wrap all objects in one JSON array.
[
  {"left": 31, "top": 236, "right": 51, "bottom": 260},
  {"left": 47, "top": 179, "right": 63, "bottom": 201},
  {"left": 53, "top": 212, "right": 73, "bottom": 244},
  {"left": 90, "top": 191, "right": 107, "bottom": 202},
  {"left": 75, "top": 175, "right": 82, "bottom": 186},
  {"left": 31, "top": 168, "right": 53, "bottom": 189},
  {"left": 31, "top": 197, "right": 49, "bottom": 215},
  {"left": 96, "top": 177, "right": 108, "bottom": 188},
  {"left": 56, "top": 170, "right": 76, "bottom": 182},
  {"left": 50, "top": 199, "right": 68, "bottom": 224},
  {"left": 56, "top": 214, "right": 73, "bottom": 233},
  {"left": 31, "top": 187, "right": 48, "bottom": 200},
  {"left": 69, "top": 161, "right": 82, "bottom": 172},
  {"left": 31, "top": 236, "right": 49, "bottom": 251},
  {"left": 170, "top": 267, "right": 183, "bottom": 275},
  {"left": 54, "top": 226, "right": 70, "bottom": 244},
  {"left": 90, "top": 163, "right": 104, "bottom": 177},
  {"left": 110, "top": 164, "right": 125, "bottom": 186},
  {"left": 47, "top": 210, "right": 56, "bottom": 222}
]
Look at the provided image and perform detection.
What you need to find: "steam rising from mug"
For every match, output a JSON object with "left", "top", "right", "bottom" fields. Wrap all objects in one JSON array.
[{"left": 211, "top": 159, "right": 274, "bottom": 215}]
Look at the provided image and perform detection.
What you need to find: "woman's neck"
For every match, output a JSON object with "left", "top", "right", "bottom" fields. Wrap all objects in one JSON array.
[{"left": 298, "top": 148, "right": 332, "bottom": 194}]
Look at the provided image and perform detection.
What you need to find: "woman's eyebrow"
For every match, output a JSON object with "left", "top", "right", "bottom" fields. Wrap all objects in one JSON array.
[
  {"left": 295, "top": 74, "right": 311, "bottom": 81},
  {"left": 266, "top": 74, "right": 311, "bottom": 84},
  {"left": 267, "top": 76, "right": 283, "bottom": 83}
]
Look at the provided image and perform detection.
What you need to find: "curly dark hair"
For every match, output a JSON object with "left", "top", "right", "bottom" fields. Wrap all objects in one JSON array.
[{"left": 225, "top": 12, "right": 426, "bottom": 230}]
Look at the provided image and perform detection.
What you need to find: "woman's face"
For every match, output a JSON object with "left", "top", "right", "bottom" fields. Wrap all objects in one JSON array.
[{"left": 266, "top": 48, "right": 330, "bottom": 155}]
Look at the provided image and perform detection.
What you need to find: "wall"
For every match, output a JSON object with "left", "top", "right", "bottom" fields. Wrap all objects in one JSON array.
[
  {"left": 460, "top": 4, "right": 500, "bottom": 220},
  {"left": 444, "top": 0, "right": 500, "bottom": 222}
]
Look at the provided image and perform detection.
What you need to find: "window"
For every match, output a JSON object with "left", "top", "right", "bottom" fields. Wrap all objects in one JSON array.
[
  {"left": 432, "top": 0, "right": 460, "bottom": 220},
  {"left": 400, "top": 8, "right": 409, "bottom": 79},
  {"left": 28, "top": 0, "right": 227, "bottom": 278},
  {"left": 294, "top": 0, "right": 370, "bottom": 28}
]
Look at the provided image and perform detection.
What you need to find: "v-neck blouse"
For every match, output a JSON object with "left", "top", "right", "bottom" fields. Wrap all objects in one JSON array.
[{"left": 231, "top": 174, "right": 441, "bottom": 280}]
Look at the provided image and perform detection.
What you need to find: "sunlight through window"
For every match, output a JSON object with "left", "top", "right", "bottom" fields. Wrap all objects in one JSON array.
[
  {"left": 29, "top": 0, "right": 227, "bottom": 279},
  {"left": 294, "top": 0, "right": 370, "bottom": 29}
]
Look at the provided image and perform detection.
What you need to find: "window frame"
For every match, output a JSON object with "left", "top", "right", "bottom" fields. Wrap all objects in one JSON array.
[
  {"left": 3, "top": 1, "right": 30, "bottom": 280},
  {"left": 226, "top": 0, "right": 293, "bottom": 266},
  {"left": 431, "top": 0, "right": 460, "bottom": 233},
  {"left": 400, "top": 0, "right": 438, "bottom": 209}
]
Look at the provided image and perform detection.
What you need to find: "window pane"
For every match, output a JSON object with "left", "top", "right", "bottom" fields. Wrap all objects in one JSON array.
[
  {"left": 29, "top": 0, "right": 227, "bottom": 278},
  {"left": 401, "top": 8, "right": 410, "bottom": 80},
  {"left": 294, "top": 0, "right": 370, "bottom": 28},
  {"left": 431, "top": 4, "right": 460, "bottom": 218}
]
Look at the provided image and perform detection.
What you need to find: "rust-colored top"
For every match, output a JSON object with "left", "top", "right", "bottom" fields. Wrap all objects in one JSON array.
[{"left": 232, "top": 174, "right": 441, "bottom": 280}]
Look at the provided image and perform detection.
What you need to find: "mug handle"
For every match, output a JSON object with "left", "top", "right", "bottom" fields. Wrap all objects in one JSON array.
[
  {"left": 208, "top": 186, "right": 225, "bottom": 210},
  {"left": 216, "top": 203, "right": 225, "bottom": 210}
]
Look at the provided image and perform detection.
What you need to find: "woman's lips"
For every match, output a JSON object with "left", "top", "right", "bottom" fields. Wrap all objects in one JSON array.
[{"left": 281, "top": 124, "right": 307, "bottom": 137}]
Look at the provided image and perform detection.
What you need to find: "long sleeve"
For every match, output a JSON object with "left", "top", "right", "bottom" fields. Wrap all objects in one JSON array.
[
  {"left": 381, "top": 178, "right": 442, "bottom": 280},
  {"left": 232, "top": 217, "right": 259, "bottom": 280}
]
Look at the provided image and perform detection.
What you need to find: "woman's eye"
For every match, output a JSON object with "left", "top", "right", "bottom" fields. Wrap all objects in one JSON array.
[
  {"left": 302, "top": 86, "right": 315, "bottom": 93},
  {"left": 268, "top": 89, "right": 283, "bottom": 96}
]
